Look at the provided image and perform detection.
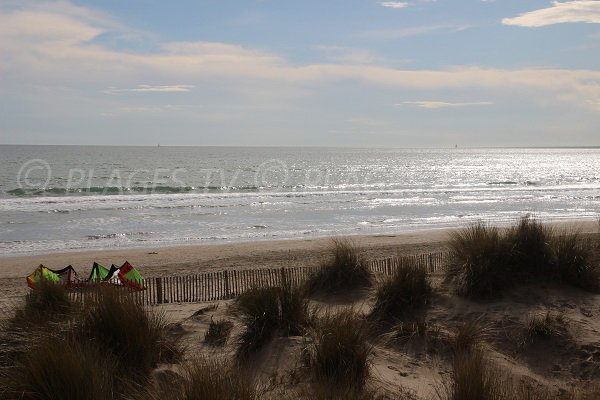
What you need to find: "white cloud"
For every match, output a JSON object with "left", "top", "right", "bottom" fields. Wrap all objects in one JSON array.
[
  {"left": 503, "top": 1, "right": 600, "bottom": 27},
  {"left": 380, "top": 2, "right": 410, "bottom": 8},
  {"left": 399, "top": 101, "right": 494, "bottom": 109},
  {"left": 1, "top": 1, "right": 600, "bottom": 115},
  {"left": 317, "top": 46, "right": 379, "bottom": 64},
  {"left": 347, "top": 117, "right": 385, "bottom": 126},
  {"left": 104, "top": 85, "right": 194, "bottom": 94},
  {"left": 359, "top": 24, "right": 470, "bottom": 39}
]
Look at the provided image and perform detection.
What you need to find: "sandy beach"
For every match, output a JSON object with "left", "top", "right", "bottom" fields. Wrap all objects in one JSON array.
[
  {"left": 2, "top": 219, "right": 600, "bottom": 398},
  {"left": 2, "top": 219, "right": 598, "bottom": 307}
]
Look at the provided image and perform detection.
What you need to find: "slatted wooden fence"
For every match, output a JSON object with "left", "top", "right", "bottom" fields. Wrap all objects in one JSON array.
[{"left": 117, "top": 251, "right": 450, "bottom": 305}]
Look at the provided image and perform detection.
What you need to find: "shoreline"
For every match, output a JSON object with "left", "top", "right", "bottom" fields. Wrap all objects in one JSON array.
[{"left": 2, "top": 219, "right": 598, "bottom": 280}]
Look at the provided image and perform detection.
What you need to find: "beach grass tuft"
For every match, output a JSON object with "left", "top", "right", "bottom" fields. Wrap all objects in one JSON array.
[
  {"left": 450, "top": 317, "right": 490, "bottom": 355},
  {"left": 76, "top": 288, "right": 180, "bottom": 377},
  {"left": 525, "top": 311, "right": 568, "bottom": 340},
  {"left": 370, "top": 262, "right": 432, "bottom": 323},
  {"left": 18, "top": 279, "right": 72, "bottom": 323},
  {"left": 204, "top": 318, "right": 234, "bottom": 346},
  {"left": 306, "top": 309, "right": 371, "bottom": 396},
  {"left": 306, "top": 238, "right": 372, "bottom": 294},
  {"left": 1, "top": 336, "right": 118, "bottom": 400},
  {"left": 447, "top": 216, "right": 600, "bottom": 298},
  {"left": 236, "top": 283, "right": 310, "bottom": 358},
  {"left": 172, "top": 357, "right": 257, "bottom": 400}
]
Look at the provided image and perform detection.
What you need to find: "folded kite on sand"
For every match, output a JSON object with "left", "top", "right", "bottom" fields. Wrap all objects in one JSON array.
[{"left": 26, "top": 261, "right": 145, "bottom": 290}]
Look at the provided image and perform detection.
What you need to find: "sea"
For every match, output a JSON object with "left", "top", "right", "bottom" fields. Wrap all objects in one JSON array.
[{"left": 0, "top": 145, "right": 598, "bottom": 256}]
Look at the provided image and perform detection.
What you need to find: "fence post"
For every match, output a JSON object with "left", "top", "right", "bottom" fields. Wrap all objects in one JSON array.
[
  {"left": 280, "top": 267, "right": 287, "bottom": 287},
  {"left": 224, "top": 270, "right": 230, "bottom": 299},
  {"left": 155, "top": 277, "right": 163, "bottom": 304}
]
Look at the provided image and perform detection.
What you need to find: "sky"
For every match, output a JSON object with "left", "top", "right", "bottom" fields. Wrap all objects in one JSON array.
[{"left": 0, "top": 0, "right": 599, "bottom": 147}]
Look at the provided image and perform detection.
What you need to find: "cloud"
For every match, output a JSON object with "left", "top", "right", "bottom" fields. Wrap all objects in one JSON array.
[
  {"left": 347, "top": 117, "right": 385, "bottom": 126},
  {"left": 104, "top": 85, "right": 195, "bottom": 94},
  {"left": 359, "top": 24, "right": 470, "bottom": 39},
  {"left": 317, "top": 46, "right": 379, "bottom": 64},
  {"left": 502, "top": 1, "right": 600, "bottom": 27},
  {"left": 380, "top": 2, "right": 410, "bottom": 8},
  {"left": 399, "top": 101, "right": 494, "bottom": 109},
  {"left": 1, "top": 1, "right": 600, "bottom": 115}
]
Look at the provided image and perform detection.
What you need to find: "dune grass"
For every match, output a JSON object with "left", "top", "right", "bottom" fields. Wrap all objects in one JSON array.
[
  {"left": 0, "top": 280, "right": 75, "bottom": 369},
  {"left": 306, "top": 238, "right": 372, "bottom": 294},
  {"left": 279, "top": 280, "right": 310, "bottom": 336},
  {"left": 236, "top": 287, "right": 283, "bottom": 359},
  {"left": 370, "top": 262, "right": 432, "bottom": 324},
  {"left": 1, "top": 337, "right": 118, "bottom": 400},
  {"left": 76, "top": 288, "right": 180, "bottom": 377},
  {"left": 14, "top": 279, "right": 73, "bottom": 325},
  {"left": 446, "top": 223, "right": 513, "bottom": 298},
  {"left": 306, "top": 310, "right": 371, "bottom": 396},
  {"left": 446, "top": 216, "right": 599, "bottom": 298},
  {"left": 204, "top": 318, "right": 234, "bottom": 346},
  {"left": 450, "top": 317, "right": 491, "bottom": 355},
  {"left": 552, "top": 231, "right": 599, "bottom": 292},
  {"left": 1, "top": 287, "right": 181, "bottom": 399},
  {"left": 525, "top": 311, "right": 569, "bottom": 340},
  {"left": 236, "top": 282, "right": 310, "bottom": 358},
  {"left": 171, "top": 357, "right": 257, "bottom": 400},
  {"left": 440, "top": 347, "right": 500, "bottom": 400}
]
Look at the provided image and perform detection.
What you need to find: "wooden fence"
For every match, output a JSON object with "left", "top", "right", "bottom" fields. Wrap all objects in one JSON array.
[{"left": 64, "top": 251, "right": 450, "bottom": 305}]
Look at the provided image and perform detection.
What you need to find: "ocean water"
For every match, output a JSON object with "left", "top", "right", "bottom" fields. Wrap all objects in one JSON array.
[{"left": 0, "top": 145, "right": 599, "bottom": 255}]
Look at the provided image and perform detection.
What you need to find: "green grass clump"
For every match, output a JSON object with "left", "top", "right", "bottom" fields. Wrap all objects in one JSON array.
[
  {"left": 236, "top": 283, "right": 309, "bottom": 358},
  {"left": 306, "top": 238, "right": 372, "bottom": 294},
  {"left": 450, "top": 317, "right": 490, "bottom": 356},
  {"left": 442, "top": 348, "right": 499, "bottom": 400},
  {"left": 370, "top": 263, "right": 432, "bottom": 323},
  {"left": 307, "top": 310, "right": 371, "bottom": 395},
  {"left": 446, "top": 216, "right": 599, "bottom": 298},
  {"left": 506, "top": 217, "right": 553, "bottom": 276},
  {"left": 76, "top": 288, "right": 180, "bottom": 377},
  {"left": 236, "top": 287, "right": 281, "bottom": 358},
  {"left": 204, "top": 319, "right": 234, "bottom": 346},
  {"left": 1, "top": 281, "right": 74, "bottom": 368},
  {"left": 1, "top": 337, "right": 117, "bottom": 400},
  {"left": 552, "top": 231, "right": 599, "bottom": 292},
  {"left": 525, "top": 311, "right": 568, "bottom": 340},
  {"left": 18, "top": 279, "right": 72, "bottom": 323},
  {"left": 176, "top": 357, "right": 257, "bottom": 400},
  {"left": 446, "top": 223, "right": 512, "bottom": 298},
  {"left": 279, "top": 280, "right": 310, "bottom": 336}
]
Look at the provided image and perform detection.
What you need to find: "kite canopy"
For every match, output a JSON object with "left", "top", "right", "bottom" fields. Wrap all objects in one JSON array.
[
  {"left": 26, "top": 261, "right": 145, "bottom": 290},
  {"left": 27, "top": 265, "right": 79, "bottom": 289}
]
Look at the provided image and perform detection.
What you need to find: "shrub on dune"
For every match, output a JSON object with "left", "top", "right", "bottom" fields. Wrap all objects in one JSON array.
[
  {"left": 204, "top": 318, "right": 234, "bottom": 346},
  {"left": 279, "top": 280, "right": 310, "bottom": 336},
  {"left": 450, "top": 317, "right": 490, "bottom": 356},
  {"left": 176, "top": 357, "right": 257, "bottom": 400},
  {"left": 17, "top": 279, "right": 72, "bottom": 324},
  {"left": 236, "top": 287, "right": 281, "bottom": 358},
  {"left": 446, "top": 216, "right": 600, "bottom": 298},
  {"left": 307, "top": 310, "right": 371, "bottom": 395},
  {"left": 506, "top": 217, "right": 553, "bottom": 276},
  {"left": 306, "top": 238, "right": 372, "bottom": 294},
  {"left": 76, "top": 288, "right": 179, "bottom": 377},
  {"left": 446, "top": 223, "right": 512, "bottom": 298},
  {"left": 440, "top": 348, "right": 500, "bottom": 400},
  {"left": 370, "top": 262, "right": 432, "bottom": 323},
  {"left": 236, "top": 283, "right": 310, "bottom": 358},
  {"left": 2, "top": 337, "right": 117, "bottom": 400},
  {"left": 551, "top": 231, "right": 599, "bottom": 292}
]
